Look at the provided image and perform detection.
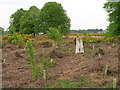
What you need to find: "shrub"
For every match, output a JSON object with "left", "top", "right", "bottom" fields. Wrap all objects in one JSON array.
[
  {"left": 46, "top": 28, "right": 63, "bottom": 42},
  {"left": 4, "top": 32, "right": 24, "bottom": 47}
]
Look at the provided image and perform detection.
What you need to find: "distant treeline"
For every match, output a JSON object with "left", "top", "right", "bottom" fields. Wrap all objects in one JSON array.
[
  {"left": 0, "top": 27, "right": 9, "bottom": 36},
  {"left": 0, "top": 31, "right": 9, "bottom": 36},
  {"left": 70, "top": 29, "right": 104, "bottom": 33},
  {"left": 0, "top": 29, "right": 104, "bottom": 36}
]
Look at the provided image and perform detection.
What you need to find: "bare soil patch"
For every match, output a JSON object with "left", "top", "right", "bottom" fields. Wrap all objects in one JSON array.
[{"left": 2, "top": 41, "right": 119, "bottom": 88}]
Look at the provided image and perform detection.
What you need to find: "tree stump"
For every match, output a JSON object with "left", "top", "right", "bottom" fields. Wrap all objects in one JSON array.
[{"left": 75, "top": 38, "right": 84, "bottom": 54}]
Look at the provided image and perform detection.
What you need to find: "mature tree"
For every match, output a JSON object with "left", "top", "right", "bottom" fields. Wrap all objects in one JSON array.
[
  {"left": 9, "top": 8, "right": 26, "bottom": 33},
  {"left": 104, "top": 1, "right": 120, "bottom": 37},
  {"left": 20, "top": 6, "right": 40, "bottom": 35},
  {"left": 39, "top": 2, "right": 71, "bottom": 35}
]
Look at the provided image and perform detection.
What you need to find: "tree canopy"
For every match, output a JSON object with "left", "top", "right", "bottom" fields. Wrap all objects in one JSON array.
[
  {"left": 104, "top": 1, "right": 120, "bottom": 37},
  {"left": 20, "top": 6, "right": 40, "bottom": 35},
  {"left": 9, "top": 6, "right": 40, "bottom": 35},
  {"left": 39, "top": 2, "right": 71, "bottom": 35},
  {"left": 9, "top": 8, "right": 26, "bottom": 33},
  {"left": 8, "top": 2, "right": 70, "bottom": 35}
]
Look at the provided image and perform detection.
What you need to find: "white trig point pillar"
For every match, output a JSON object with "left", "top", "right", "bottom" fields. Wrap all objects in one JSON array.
[{"left": 75, "top": 38, "right": 84, "bottom": 54}]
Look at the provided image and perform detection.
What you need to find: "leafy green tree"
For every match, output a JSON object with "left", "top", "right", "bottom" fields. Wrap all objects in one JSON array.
[
  {"left": 46, "top": 27, "right": 63, "bottom": 42},
  {"left": 20, "top": 6, "right": 40, "bottom": 35},
  {"left": 39, "top": 2, "right": 71, "bottom": 35},
  {"left": 9, "top": 8, "right": 26, "bottom": 33},
  {"left": 104, "top": 1, "right": 120, "bottom": 37}
]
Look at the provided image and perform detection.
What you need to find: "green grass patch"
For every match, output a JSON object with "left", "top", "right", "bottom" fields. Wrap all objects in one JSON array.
[
  {"left": 85, "top": 49, "right": 91, "bottom": 54},
  {"left": 46, "top": 80, "right": 81, "bottom": 88},
  {"left": 63, "top": 49, "right": 73, "bottom": 52},
  {"left": 46, "top": 74, "right": 113, "bottom": 88}
]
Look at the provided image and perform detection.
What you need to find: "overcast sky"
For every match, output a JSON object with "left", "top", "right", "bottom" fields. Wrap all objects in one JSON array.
[{"left": 0, "top": 0, "right": 109, "bottom": 31}]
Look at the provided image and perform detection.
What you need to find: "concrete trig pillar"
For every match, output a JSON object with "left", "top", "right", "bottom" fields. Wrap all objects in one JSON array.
[{"left": 75, "top": 38, "right": 84, "bottom": 54}]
